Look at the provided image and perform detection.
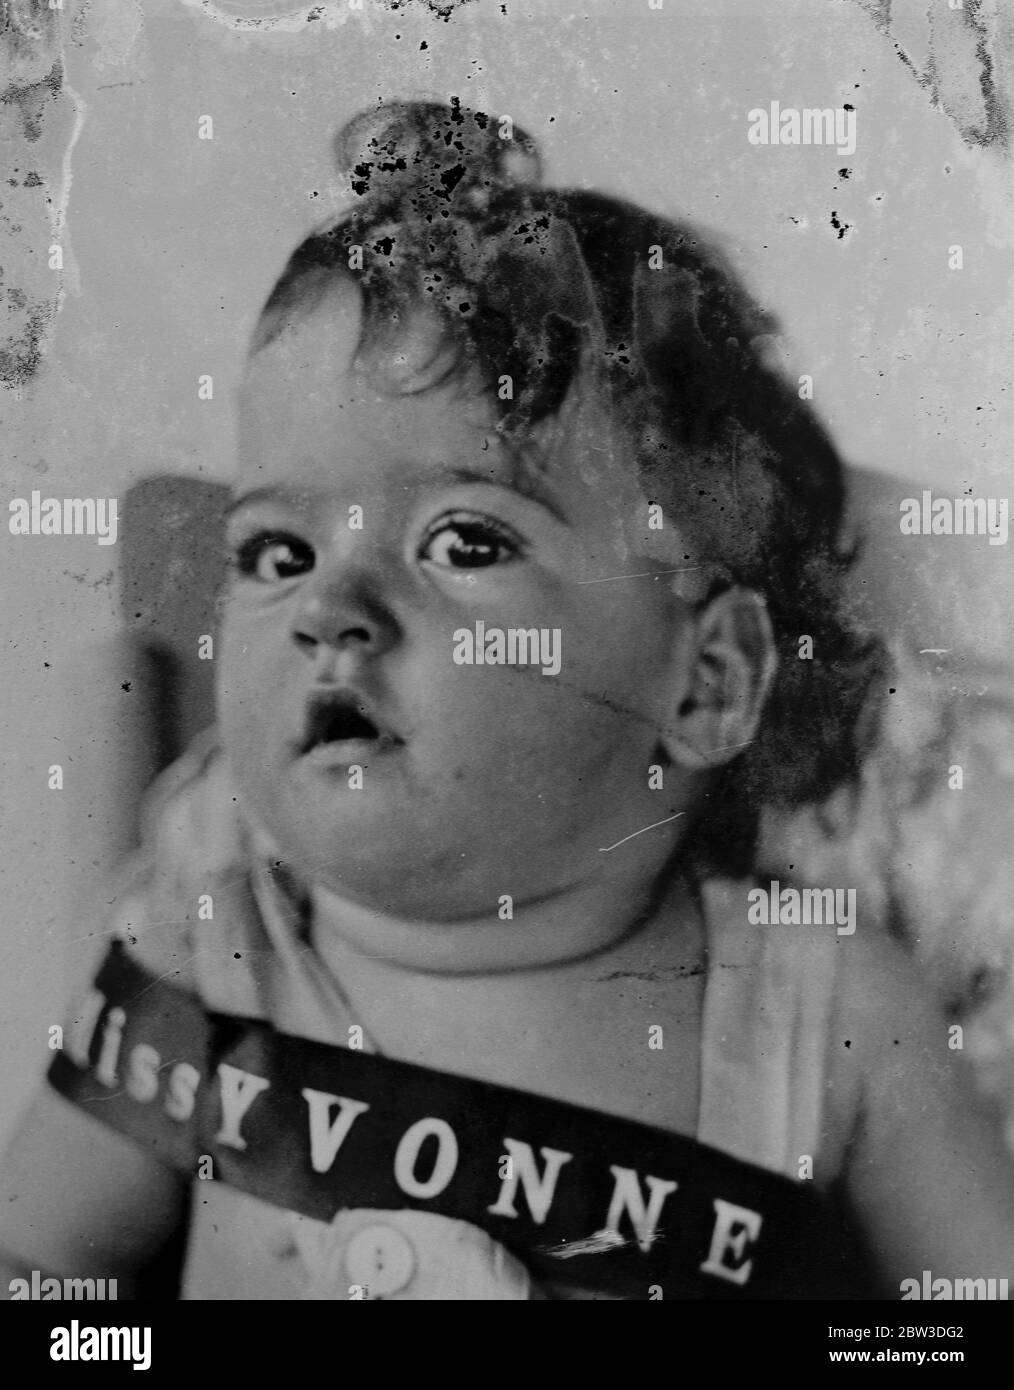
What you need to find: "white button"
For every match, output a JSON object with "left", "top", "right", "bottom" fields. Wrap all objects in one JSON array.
[{"left": 344, "top": 1223, "right": 416, "bottom": 1296}]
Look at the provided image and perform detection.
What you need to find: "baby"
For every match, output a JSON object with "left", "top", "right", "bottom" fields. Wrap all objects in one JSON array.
[{"left": 2, "top": 99, "right": 1014, "bottom": 1301}]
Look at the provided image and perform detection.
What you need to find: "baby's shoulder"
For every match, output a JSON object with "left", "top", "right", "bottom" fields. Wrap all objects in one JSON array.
[
  {"left": 834, "top": 923, "right": 942, "bottom": 1053},
  {"left": 823, "top": 919, "right": 953, "bottom": 1144}
]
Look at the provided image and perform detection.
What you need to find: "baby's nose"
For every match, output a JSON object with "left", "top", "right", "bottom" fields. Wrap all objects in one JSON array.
[{"left": 291, "top": 563, "right": 401, "bottom": 658}]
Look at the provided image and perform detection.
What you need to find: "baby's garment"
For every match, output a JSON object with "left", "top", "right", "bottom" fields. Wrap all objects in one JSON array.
[{"left": 51, "top": 733, "right": 860, "bottom": 1300}]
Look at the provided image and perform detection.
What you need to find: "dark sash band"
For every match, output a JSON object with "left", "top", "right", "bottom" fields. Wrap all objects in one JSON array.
[{"left": 49, "top": 942, "right": 857, "bottom": 1299}]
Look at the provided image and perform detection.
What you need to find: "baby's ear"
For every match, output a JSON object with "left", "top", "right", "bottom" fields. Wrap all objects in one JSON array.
[{"left": 659, "top": 587, "right": 778, "bottom": 771}]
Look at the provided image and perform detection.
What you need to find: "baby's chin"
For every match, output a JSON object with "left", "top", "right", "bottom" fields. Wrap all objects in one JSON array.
[
  {"left": 290, "top": 851, "right": 530, "bottom": 924},
  {"left": 259, "top": 800, "right": 564, "bottom": 923}
]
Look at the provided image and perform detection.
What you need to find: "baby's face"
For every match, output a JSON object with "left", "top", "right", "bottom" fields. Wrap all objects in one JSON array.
[{"left": 220, "top": 286, "right": 698, "bottom": 919}]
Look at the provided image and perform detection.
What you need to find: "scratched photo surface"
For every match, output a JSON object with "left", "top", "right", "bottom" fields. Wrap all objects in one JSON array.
[{"left": 2, "top": 0, "right": 1014, "bottom": 1304}]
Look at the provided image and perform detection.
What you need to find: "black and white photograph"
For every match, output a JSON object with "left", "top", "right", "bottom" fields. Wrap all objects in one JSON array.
[{"left": 1, "top": 0, "right": 1013, "bottom": 1357}]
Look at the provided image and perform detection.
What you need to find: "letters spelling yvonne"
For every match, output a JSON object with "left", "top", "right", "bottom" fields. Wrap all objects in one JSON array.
[{"left": 63, "top": 983, "right": 765, "bottom": 1289}]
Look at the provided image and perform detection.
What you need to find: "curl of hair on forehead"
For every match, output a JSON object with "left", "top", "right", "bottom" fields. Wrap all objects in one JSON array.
[
  {"left": 336, "top": 97, "right": 542, "bottom": 219},
  {"left": 253, "top": 100, "right": 603, "bottom": 436},
  {"left": 250, "top": 97, "right": 885, "bottom": 846}
]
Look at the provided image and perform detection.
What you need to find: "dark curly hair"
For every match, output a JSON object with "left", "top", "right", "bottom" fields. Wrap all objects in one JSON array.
[{"left": 251, "top": 97, "right": 884, "bottom": 876}]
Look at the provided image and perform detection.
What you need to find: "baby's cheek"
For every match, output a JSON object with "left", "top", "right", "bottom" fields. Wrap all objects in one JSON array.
[
  {"left": 484, "top": 675, "right": 648, "bottom": 802},
  {"left": 215, "top": 619, "right": 278, "bottom": 752},
  {"left": 572, "top": 588, "right": 676, "bottom": 688}
]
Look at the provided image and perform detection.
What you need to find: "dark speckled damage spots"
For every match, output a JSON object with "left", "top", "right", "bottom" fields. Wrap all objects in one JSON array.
[
  {"left": 1, "top": 58, "right": 64, "bottom": 143},
  {"left": 0, "top": 295, "right": 57, "bottom": 390},
  {"left": 188, "top": 0, "right": 474, "bottom": 29},
  {"left": 2, "top": 7, "right": 67, "bottom": 388}
]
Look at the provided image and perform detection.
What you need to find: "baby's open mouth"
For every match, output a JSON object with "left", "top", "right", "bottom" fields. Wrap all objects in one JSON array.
[{"left": 297, "top": 688, "right": 401, "bottom": 756}]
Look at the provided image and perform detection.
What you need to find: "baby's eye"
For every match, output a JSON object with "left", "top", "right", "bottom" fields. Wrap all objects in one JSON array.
[
  {"left": 229, "top": 531, "right": 315, "bottom": 583},
  {"left": 420, "top": 511, "right": 522, "bottom": 570}
]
